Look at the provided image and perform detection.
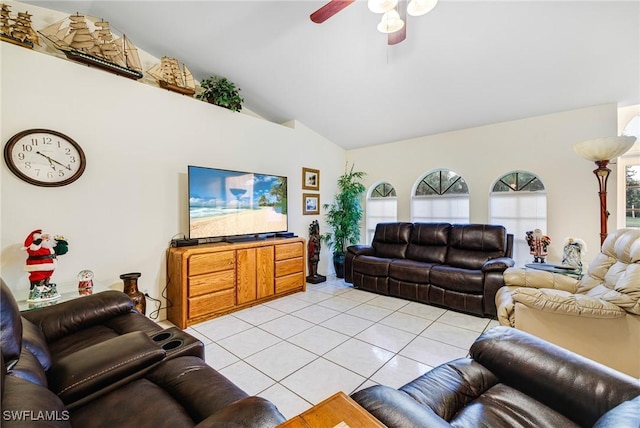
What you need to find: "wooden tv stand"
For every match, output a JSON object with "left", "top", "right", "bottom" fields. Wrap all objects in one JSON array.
[{"left": 167, "top": 237, "right": 306, "bottom": 328}]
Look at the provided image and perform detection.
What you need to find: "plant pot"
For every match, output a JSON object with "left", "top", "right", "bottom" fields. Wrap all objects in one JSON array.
[{"left": 333, "top": 253, "right": 345, "bottom": 278}]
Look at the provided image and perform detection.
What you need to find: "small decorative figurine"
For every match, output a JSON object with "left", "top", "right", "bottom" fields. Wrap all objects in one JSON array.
[
  {"left": 306, "top": 220, "right": 326, "bottom": 284},
  {"left": 120, "top": 272, "right": 146, "bottom": 315},
  {"left": 562, "top": 237, "right": 587, "bottom": 272},
  {"left": 23, "top": 229, "right": 68, "bottom": 302},
  {"left": 77, "top": 269, "right": 94, "bottom": 295},
  {"left": 526, "top": 229, "right": 551, "bottom": 263}
]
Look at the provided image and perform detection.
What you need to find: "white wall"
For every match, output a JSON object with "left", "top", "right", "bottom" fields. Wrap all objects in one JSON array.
[
  {"left": 347, "top": 104, "right": 619, "bottom": 265},
  {"left": 1, "top": 43, "right": 346, "bottom": 317}
]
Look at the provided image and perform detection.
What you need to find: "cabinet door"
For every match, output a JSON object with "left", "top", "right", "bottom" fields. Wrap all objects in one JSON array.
[
  {"left": 257, "top": 246, "right": 275, "bottom": 299},
  {"left": 237, "top": 248, "right": 257, "bottom": 304}
]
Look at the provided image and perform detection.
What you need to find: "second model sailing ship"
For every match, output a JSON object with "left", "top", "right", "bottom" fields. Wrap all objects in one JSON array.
[
  {"left": 147, "top": 56, "right": 196, "bottom": 96},
  {"left": 0, "top": 3, "right": 39, "bottom": 49},
  {"left": 38, "top": 13, "right": 143, "bottom": 80}
]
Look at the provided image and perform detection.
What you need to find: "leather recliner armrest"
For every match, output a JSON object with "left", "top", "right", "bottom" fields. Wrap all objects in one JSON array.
[
  {"left": 481, "top": 257, "right": 515, "bottom": 272},
  {"left": 48, "top": 331, "right": 166, "bottom": 405},
  {"left": 347, "top": 245, "right": 375, "bottom": 256},
  {"left": 22, "top": 290, "right": 135, "bottom": 342}
]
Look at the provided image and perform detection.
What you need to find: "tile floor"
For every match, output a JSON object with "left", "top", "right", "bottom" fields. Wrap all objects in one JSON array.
[{"left": 162, "top": 276, "right": 500, "bottom": 420}]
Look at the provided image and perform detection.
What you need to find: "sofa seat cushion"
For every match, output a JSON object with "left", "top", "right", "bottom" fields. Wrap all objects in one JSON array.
[
  {"left": 430, "top": 265, "right": 484, "bottom": 294},
  {"left": 353, "top": 256, "right": 391, "bottom": 277},
  {"left": 389, "top": 259, "right": 434, "bottom": 283}
]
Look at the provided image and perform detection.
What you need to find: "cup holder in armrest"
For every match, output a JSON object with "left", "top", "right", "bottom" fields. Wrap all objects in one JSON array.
[
  {"left": 152, "top": 332, "right": 173, "bottom": 342},
  {"left": 162, "top": 339, "right": 183, "bottom": 351},
  {"left": 149, "top": 327, "right": 204, "bottom": 360}
]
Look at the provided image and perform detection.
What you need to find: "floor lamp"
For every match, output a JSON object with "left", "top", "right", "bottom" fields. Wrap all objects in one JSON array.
[{"left": 573, "top": 136, "right": 636, "bottom": 245}]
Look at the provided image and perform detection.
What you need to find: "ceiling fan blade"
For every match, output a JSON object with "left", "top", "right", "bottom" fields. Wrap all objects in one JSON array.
[
  {"left": 388, "top": 0, "right": 407, "bottom": 45},
  {"left": 310, "top": 0, "right": 355, "bottom": 24}
]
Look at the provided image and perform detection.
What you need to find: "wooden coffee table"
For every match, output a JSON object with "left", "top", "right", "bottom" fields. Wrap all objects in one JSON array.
[{"left": 278, "top": 391, "right": 384, "bottom": 428}]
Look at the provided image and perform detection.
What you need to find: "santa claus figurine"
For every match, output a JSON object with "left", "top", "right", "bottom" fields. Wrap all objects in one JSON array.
[{"left": 23, "top": 229, "right": 69, "bottom": 302}]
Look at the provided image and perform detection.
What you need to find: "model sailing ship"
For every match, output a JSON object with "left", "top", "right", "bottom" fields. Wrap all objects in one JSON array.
[
  {"left": 147, "top": 56, "right": 196, "bottom": 96},
  {"left": 0, "top": 3, "right": 39, "bottom": 49},
  {"left": 39, "top": 13, "right": 143, "bottom": 80}
]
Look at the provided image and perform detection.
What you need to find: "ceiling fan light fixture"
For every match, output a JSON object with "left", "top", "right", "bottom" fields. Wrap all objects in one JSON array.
[
  {"left": 407, "top": 0, "right": 438, "bottom": 16},
  {"left": 377, "top": 9, "right": 404, "bottom": 34},
  {"left": 368, "top": 0, "right": 399, "bottom": 14}
]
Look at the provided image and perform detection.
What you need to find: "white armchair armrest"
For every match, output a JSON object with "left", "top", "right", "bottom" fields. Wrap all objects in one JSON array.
[
  {"left": 503, "top": 267, "right": 579, "bottom": 293},
  {"left": 511, "top": 288, "right": 627, "bottom": 319}
]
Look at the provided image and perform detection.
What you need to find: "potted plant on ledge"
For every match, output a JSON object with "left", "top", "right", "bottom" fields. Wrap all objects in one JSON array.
[
  {"left": 197, "top": 75, "right": 244, "bottom": 112},
  {"left": 322, "top": 163, "right": 366, "bottom": 278}
]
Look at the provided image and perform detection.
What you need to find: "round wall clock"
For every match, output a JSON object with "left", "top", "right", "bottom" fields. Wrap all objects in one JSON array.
[{"left": 4, "top": 129, "right": 86, "bottom": 187}]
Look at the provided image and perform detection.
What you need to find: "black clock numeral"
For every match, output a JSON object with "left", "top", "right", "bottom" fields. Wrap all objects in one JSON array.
[
  {"left": 17, "top": 153, "right": 25, "bottom": 160},
  {"left": 43, "top": 136, "right": 52, "bottom": 145},
  {"left": 29, "top": 138, "right": 39, "bottom": 146},
  {"left": 47, "top": 171, "right": 54, "bottom": 179},
  {"left": 24, "top": 162, "right": 32, "bottom": 169},
  {"left": 21, "top": 144, "right": 33, "bottom": 152},
  {"left": 58, "top": 170, "right": 65, "bottom": 177}
]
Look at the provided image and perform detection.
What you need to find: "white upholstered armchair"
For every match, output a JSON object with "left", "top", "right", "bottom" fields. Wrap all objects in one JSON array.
[{"left": 496, "top": 228, "right": 640, "bottom": 377}]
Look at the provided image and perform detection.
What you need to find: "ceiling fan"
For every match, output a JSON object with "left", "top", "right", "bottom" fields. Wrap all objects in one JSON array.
[{"left": 310, "top": 0, "right": 438, "bottom": 45}]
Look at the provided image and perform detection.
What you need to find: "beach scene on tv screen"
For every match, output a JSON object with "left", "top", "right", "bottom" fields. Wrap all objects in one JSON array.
[{"left": 189, "top": 167, "right": 287, "bottom": 239}]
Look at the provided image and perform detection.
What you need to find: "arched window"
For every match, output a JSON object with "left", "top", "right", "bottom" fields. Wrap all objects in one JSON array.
[
  {"left": 412, "top": 169, "right": 469, "bottom": 223},
  {"left": 618, "top": 114, "right": 640, "bottom": 229},
  {"left": 366, "top": 182, "right": 397, "bottom": 244},
  {"left": 490, "top": 171, "right": 546, "bottom": 266}
]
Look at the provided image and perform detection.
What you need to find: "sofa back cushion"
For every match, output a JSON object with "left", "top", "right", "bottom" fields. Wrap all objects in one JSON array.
[
  {"left": 446, "top": 224, "right": 507, "bottom": 270},
  {"left": 406, "top": 223, "right": 451, "bottom": 263},
  {"left": 372, "top": 223, "right": 413, "bottom": 259}
]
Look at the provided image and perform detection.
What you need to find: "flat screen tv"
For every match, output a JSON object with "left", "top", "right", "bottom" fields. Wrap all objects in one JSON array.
[{"left": 188, "top": 165, "right": 288, "bottom": 241}]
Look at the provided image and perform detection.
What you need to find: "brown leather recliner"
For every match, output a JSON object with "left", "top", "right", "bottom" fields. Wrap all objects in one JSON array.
[
  {"left": 0, "top": 280, "right": 286, "bottom": 427},
  {"left": 345, "top": 223, "right": 514, "bottom": 316},
  {"left": 351, "top": 326, "right": 640, "bottom": 428}
]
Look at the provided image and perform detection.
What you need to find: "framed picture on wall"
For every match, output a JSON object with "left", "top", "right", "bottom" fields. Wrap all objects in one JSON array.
[
  {"left": 303, "top": 193, "right": 320, "bottom": 215},
  {"left": 302, "top": 167, "right": 320, "bottom": 191}
]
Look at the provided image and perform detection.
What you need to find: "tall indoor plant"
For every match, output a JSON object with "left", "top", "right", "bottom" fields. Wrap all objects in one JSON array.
[{"left": 322, "top": 163, "right": 366, "bottom": 278}]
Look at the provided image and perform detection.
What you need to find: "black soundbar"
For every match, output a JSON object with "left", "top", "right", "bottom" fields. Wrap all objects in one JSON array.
[{"left": 171, "top": 238, "right": 199, "bottom": 247}]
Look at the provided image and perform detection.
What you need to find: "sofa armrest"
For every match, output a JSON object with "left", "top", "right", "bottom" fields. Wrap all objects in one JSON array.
[
  {"left": 22, "top": 290, "right": 135, "bottom": 342},
  {"left": 351, "top": 385, "right": 452, "bottom": 428},
  {"left": 47, "top": 331, "right": 165, "bottom": 405},
  {"left": 347, "top": 244, "right": 375, "bottom": 256},
  {"left": 471, "top": 326, "right": 640, "bottom": 427},
  {"left": 194, "top": 396, "right": 286, "bottom": 428},
  {"left": 482, "top": 257, "right": 514, "bottom": 272},
  {"left": 503, "top": 267, "right": 579, "bottom": 292},
  {"left": 512, "top": 288, "right": 627, "bottom": 319}
]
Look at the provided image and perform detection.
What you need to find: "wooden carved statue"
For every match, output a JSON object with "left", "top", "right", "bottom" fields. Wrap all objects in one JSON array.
[{"left": 306, "top": 220, "right": 326, "bottom": 284}]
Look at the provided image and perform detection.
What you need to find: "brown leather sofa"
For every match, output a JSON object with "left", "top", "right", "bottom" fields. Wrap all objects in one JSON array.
[
  {"left": 351, "top": 326, "right": 640, "bottom": 428},
  {"left": 0, "top": 280, "right": 285, "bottom": 427},
  {"left": 345, "top": 223, "right": 514, "bottom": 317}
]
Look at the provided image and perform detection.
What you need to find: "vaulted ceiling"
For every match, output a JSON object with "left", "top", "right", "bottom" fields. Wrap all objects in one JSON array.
[{"left": 23, "top": 1, "right": 640, "bottom": 149}]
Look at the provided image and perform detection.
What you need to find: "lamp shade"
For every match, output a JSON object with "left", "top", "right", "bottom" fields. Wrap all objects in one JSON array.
[
  {"left": 377, "top": 9, "right": 404, "bottom": 33},
  {"left": 573, "top": 136, "right": 636, "bottom": 162},
  {"left": 368, "top": 0, "right": 398, "bottom": 14},
  {"left": 408, "top": 0, "right": 438, "bottom": 16}
]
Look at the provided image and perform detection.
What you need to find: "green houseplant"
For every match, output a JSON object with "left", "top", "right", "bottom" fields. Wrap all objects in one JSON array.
[
  {"left": 197, "top": 75, "right": 244, "bottom": 112},
  {"left": 322, "top": 163, "right": 366, "bottom": 278}
]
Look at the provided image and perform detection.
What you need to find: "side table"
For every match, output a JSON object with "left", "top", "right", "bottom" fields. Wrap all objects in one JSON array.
[
  {"left": 15, "top": 280, "right": 111, "bottom": 312},
  {"left": 524, "top": 263, "right": 583, "bottom": 279},
  {"left": 278, "top": 391, "right": 384, "bottom": 428}
]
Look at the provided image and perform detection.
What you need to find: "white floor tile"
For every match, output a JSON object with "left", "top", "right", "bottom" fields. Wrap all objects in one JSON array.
[
  {"left": 204, "top": 342, "right": 240, "bottom": 370},
  {"left": 184, "top": 327, "right": 212, "bottom": 345},
  {"left": 232, "top": 305, "right": 286, "bottom": 325},
  {"left": 355, "top": 323, "right": 416, "bottom": 353},
  {"left": 259, "top": 383, "right": 312, "bottom": 420},
  {"left": 293, "top": 290, "right": 332, "bottom": 304},
  {"left": 378, "top": 311, "right": 434, "bottom": 335},
  {"left": 317, "top": 296, "right": 363, "bottom": 312},
  {"left": 346, "top": 303, "right": 394, "bottom": 322},
  {"left": 280, "top": 358, "right": 365, "bottom": 404},
  {"left": 263, "top": 295, "right": 312, "bottom": 313},
  {"left": 291, "top": 304, "right": 340, "bottom": 324},
  {"left": 217, "top": 327, "right": 282, "bottom": 358},
  {"left": 314, "top": 283, "right": 352, "bottom": 296},
  {"left": 259, "top": 314, "right": 315, "bottom": 339},
  {"left": 339, "top": 289, "right": 378, "bottom": 303},
  {"left": 324, "top": 338, "right": 395, "bottom": 378},
  {"left": 245, "top": 341, "right": 317, "bottom": 381},
  {"left": 288, "top": 325, "right": 350, "bottom": 356},
  {"left": 398, "top": 301, "right": 447, "bottom": 320},
  {"left": 370, "top": 355, "right": 431, "bottom": 389},
  {"left": 399, "top": 336, "right": 469, "bottom": 368},
  {"left": 437, "top": 311, "right": 491, "bottom": 333},
  {"left": 192, "top": 315, "right": 253, "bottom": 341},
  {"left": 320, "top": 313, "right": 375, "bottom": 336},
  {"left": 219, "top": 360, "right": 275, "bottom": 396},
  {"left": 420, "top": 322, "right": 483, "bottom": 349},
  {"left": 366, "top": 295, "right": 410, "bottom": 311}
]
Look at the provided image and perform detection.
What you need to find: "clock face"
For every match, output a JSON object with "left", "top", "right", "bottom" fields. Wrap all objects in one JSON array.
[{"left": 4, "top": 129, "right": 86, "bottom": 187}]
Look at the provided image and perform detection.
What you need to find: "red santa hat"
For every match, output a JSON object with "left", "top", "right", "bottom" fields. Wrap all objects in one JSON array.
[{"left": 23, "top": 229, "right": 43, "bottom": 250}]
